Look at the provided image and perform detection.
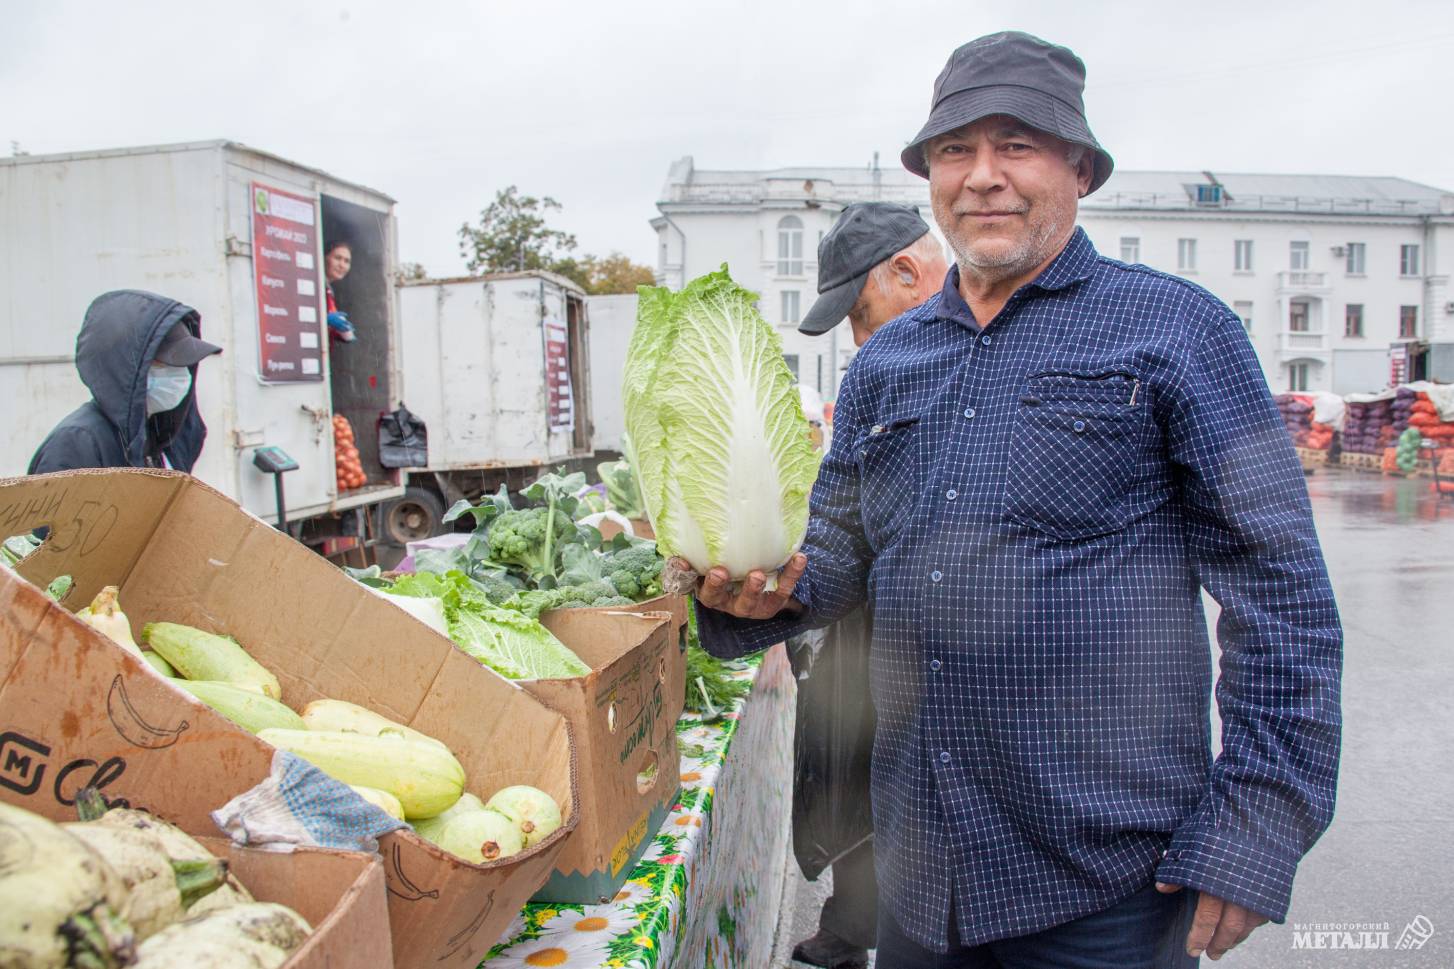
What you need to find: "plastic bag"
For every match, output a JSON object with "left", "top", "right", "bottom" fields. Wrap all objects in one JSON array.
[
  {"left": 378, "top": 404, "right": 428, "bottom": 468},
  {"left": 788, "top": 606, "right": 877, "bottom": 882}
]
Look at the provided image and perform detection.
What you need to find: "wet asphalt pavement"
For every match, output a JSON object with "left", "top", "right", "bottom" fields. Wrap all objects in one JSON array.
[
  {"left": 1221, "top": 467, "right": 1454, "bottom": 967},
  {"left": 778, "top": 466, "right": 1454, "bottom": 967}
]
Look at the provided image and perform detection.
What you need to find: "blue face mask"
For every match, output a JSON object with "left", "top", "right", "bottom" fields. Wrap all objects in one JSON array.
[{"left": 146, "top": 365, "right": 193, "bottom": 416}]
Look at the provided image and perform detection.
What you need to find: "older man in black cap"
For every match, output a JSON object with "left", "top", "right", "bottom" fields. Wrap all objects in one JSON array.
[
  {"left": 789, "top": 203, "right": 948, "bottom": 969},
  {"left": 690, "top": 30, "right": 1341, "bottom": 968}
]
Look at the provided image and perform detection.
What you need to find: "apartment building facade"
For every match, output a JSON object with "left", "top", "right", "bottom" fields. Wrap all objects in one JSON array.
[{"left": 652, "top": 158, "right": 1454, "bottom": 397}]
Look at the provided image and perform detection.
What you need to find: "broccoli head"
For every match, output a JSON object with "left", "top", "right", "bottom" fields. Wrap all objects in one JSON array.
[
  {"left": 601, "top": 543, "right": 664, "bottom": 601},
  {"left": 487, "top": 507, "right": 576, "bottom": 580}
]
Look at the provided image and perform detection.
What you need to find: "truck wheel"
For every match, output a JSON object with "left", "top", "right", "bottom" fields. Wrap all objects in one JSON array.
[{"left": 382, "top": 486, "right": 445, "bottom": 546}]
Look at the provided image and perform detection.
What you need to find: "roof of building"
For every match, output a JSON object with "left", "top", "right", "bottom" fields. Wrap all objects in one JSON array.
[{"left": 658, "top": 157, "right": 1454, "bottom": 217}]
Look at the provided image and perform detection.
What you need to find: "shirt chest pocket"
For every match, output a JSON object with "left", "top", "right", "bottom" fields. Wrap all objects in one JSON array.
[
  {"left": 856, "top": 415, "right": 922, "bottom": 549},
  {"left": 1003, "top": 371, "right": 1152, "bottom": 540}
]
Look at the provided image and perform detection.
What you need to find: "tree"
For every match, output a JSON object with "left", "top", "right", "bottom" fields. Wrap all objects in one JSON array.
[
  {"left": 395, "top": 261, "right": 428, "bottom": 284},
  {"left": 458, "top": 186, "right": 578, "bottom": 275},
  {"left": 583, "top": 252, "right": 655, "bottom": 295}
]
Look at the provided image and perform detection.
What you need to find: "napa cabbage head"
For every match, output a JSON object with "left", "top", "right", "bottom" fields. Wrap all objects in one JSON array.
[{"left": 623, "top": 266, "right": 819, "bottom": 580}]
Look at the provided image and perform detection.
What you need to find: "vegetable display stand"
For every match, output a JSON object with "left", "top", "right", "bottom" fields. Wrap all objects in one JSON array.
[
  {"left": 490, "top": 643, "right": 796, "bottom": 969},
  {"left": 0, "top": 468, "right": 578, "bottom": 969}
]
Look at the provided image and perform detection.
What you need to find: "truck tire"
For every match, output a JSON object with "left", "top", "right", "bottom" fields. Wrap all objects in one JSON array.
[{"left": 382, "top": 486, "right": 445, "bottom": 547}]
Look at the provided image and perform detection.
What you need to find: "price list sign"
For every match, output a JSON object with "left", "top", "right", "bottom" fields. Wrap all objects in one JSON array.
[
  {"left": 251, "top": 182, "right": 324, "bottom": 382},
  {"left": 544, "top": 320, "right": 574, "bottom": 432}
]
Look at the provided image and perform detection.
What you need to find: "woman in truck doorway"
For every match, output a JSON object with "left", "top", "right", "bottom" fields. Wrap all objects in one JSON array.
[{"left": 325, "top": 239, "right": 357, "bottom": 343}]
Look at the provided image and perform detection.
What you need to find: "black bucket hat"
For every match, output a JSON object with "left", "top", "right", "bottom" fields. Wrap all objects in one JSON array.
[
  {"left": 901, "top": 31, "right": 1114, "bottom": 195},
  {"left": 799, "top": 203, "right": 932, "bottom": 336}
]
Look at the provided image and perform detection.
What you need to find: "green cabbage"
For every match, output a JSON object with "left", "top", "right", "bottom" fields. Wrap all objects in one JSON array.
[{"left": 624, "top": 266, "right": 818, "bottom": 579}]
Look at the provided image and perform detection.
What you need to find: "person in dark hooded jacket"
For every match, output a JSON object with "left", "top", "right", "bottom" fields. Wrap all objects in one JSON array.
[{"left": 29, "top": 290, "right": 221, "bottom": 475}]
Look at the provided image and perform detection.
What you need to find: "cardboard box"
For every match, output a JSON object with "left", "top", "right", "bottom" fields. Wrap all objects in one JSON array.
[
  {"left": 197, "top": 837, "right": 392, "bottom": 969},
  {"left": 530, "top": 594, "right": 688, "bottom": 903},
  {"left": 0, "top": 469, "right": 577, "bottom": 969}
]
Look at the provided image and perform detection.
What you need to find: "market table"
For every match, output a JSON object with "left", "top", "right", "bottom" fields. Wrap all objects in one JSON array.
[{"left": 486, "top": 643, "right": 795, "bottom": 968}]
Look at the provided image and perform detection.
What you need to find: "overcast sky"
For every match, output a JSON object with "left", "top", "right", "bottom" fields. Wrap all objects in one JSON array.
[{"left": 4, "top": 0, "right": 1451, "bottom": 276}]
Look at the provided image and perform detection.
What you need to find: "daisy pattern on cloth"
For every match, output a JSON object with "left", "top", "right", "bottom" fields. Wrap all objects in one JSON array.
[
  {"left": 496, "top": 908, "right": 642, "bottom": 968},
  {"left": 608, "top": 878, "right": 653, "bottom": 908},
  {"left": 490, "top": 920, "right": 613, "bottom": 968},
  {"left": 639, "top": 832, "right": 683, "bottom": 864}
]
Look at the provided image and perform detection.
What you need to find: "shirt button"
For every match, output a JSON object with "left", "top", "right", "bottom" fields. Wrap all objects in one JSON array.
[
  {"left": 963, "top": 407, "right": 976, "bottom": 419},
  {"left": 980, "top": 335, "right": 992, "bottom": 346},
  {"left": 929, "top": 659, "right": 942, "bottom": 672},
  {"left": 1073, "top": 419, "right": 1087, "bottom": 433},
  {"left": 939, "top": 751, "right": 952, "bottom": 764},
  {"left": 945, "top": 489, "right": 958, "bottom": 500},
  {"left": 930, "top": 570, "right": 943, "bottom": 583}
]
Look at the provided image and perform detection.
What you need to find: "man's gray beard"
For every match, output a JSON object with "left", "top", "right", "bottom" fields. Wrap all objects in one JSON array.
[{"left": 947, "top": 211, "right": 1062, "bottom": 284}]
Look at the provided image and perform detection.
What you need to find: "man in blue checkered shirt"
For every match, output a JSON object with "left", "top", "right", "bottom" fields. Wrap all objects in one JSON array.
[{"left": 689, "top": 31, "right": 1342, "bottom": 968}]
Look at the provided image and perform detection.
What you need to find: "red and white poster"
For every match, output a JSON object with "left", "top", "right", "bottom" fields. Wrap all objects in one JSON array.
[
  {"left": 544, "top": 320, "right": 574, "bottom": 432},
  {"left": 251, "top": 182, "right": 324, "bottom": 382},
  {"left": 1389, "top": 345, "right": 1409, "bottom": 387}
]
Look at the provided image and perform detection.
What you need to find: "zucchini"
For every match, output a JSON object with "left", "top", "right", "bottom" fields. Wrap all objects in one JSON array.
[
  {"left": 174, "top": 681, "right": 305, "bottom": 735},
  {"left": 257, "top": 728, "right": 466, "bottom": 819},
  {"left": 436, "top": 808, "right": 523, "bottom": 863},
  {"left": 299, "top": 698, "right": 451, "bottom": 751},
  {"left": 0, "top": 802, "right": 136, "bottom": 968},
  {"left": 142, "top": 651, "right": 178, "bottom": 677},
  {"left": 410, "top": 792, "right": 486, "bottom": 844},
  {"left": 349, "top": 785, "right": 405, "bottom": 821},
  {"left": 141, "top": 623, "right": 281, "bottom": 699}
]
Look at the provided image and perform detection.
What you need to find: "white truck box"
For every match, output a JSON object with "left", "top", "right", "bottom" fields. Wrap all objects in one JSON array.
[
  {"left": 584, "top": 292, "right": 636, "bottom": 454},
  {"left": 0, "top": 140, "right": 404, "bottom": 525},
  {"left": 397, "top": 272, "right": 593, "bottom": 473}
]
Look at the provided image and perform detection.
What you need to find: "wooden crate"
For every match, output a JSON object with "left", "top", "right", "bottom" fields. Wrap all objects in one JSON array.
[
  {"left": 1295, "top": 446, "right": 1328, "bottom": 470},
  {"left": 1339, "top": 451, "right": 1383, "bottom": 473}
]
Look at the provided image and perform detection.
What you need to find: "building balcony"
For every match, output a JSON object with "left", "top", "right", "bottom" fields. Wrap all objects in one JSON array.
[
  {"left": 1276, "top": 329, "right": 1331, "bottom": 359},
  {"left": 1276, "top": 270, "right": 1331, "bottom": 294}
]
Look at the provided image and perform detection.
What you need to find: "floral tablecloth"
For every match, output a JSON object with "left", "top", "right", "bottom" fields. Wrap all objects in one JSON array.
[{"left": 485, "top": 643, "right": 795, "bottom": 968}]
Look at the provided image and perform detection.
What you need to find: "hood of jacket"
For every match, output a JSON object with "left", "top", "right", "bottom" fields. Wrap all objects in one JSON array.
[{"left": 74, "top": 289, "right": 209, "bottom": 467}]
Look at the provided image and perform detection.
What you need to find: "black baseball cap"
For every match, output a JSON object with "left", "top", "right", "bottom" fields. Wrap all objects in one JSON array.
[
  {"left": 901, "top": 31, "right": 1114, "bottom": 194},
  {"left": 799, "top": 202, "right": 932, "bottom": 336},
  {"left": 154, "top": 318, "right": 222, "bottom": 367}
]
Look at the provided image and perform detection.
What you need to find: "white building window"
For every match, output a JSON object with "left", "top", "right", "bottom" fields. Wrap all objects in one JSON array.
[
  {"left": 1400, "top": 244, "right": 1420, "bottom": 276},
  {"left": 1289, "top": 240, "right": 1310, "bottom": 271},
  {"left": 783, "top": 353, "right": 800, "bottom": 380},
  {"left": 1177, "top": 238, "right": 1197, "bottom": 272},
  {"left": 1234, "top": 300, "right": 1253, "bottom": 331},
  {"left": 1400, "top": 305, "right": 1419, "bottom": 339},
  {"left": 1120, "top": 236, "right": 1140, "bottom": 263},
  {"left": 1288, "top": 362, "right": 1310, "bottom": 392},
  {"left": 1234, "top": 240, "right": 1254, "bottom": 272},
  {"left": 777, "top": 216, "right": 804, "bottom": 275},
  {"left": 1345, "top": 303, "right": 1364, "bottom": 338},
  {"left": 1345, "top": 242, "right": 1365, "bottom": 275},
  {"left": 781, "top": 290, "right": 801, "bottom": 324},
  {"left": 1289, "top": 300, "right": 1310, "bottom": 333}
]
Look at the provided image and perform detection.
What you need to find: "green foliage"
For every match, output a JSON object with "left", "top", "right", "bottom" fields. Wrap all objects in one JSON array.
[
  {"left": 456, "top": 187, "right": 653, "bottom": 293},
  {"left": 458, "top": 186, "right": 579, "bottom": 276}
]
